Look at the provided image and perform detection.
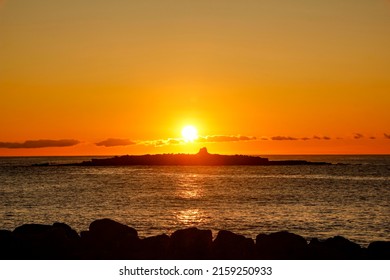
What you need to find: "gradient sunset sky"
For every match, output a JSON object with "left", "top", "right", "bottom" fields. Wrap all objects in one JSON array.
[{"left": 1, "top": 0, "right": 389, "bottom": 155}]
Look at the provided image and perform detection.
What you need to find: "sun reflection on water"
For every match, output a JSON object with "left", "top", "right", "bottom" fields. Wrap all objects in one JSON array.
[
  {"left": 173, "top": 174, "right": 209, "bottom": 227},
  {"left": 175, "top": 174, "right": 203, "bottom": 199},
  {"left": 176, "top": 209, "right": 205, "bottom": 227}
]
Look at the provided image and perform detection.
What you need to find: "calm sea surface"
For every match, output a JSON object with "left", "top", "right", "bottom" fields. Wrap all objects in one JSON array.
[{"left": 0, "top": 155, "right": 389, "bottom": 246}]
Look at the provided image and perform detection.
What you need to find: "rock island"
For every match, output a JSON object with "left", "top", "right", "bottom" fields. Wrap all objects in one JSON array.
[{"left": 72, "top": 148, "right": 330, "bottom": 166}]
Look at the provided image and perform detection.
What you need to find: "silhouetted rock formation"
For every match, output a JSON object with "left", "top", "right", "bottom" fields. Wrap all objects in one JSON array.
[
  {"left": 212, "top": 230, "right": 255, "bottom": 259},
  {"left": 66, "top": 148, "right": 330, "bottom": 166},
  {"left": 80, "top": 218, "right": 140, "bottom": 259},
  {"left": 139, "top": 234, "right": 171, "bottom": 259},
  {"left": 1, "top": 219, "right": 389, "bottom": 260},
  {"left": 367, "top": 241, "right": 390, "bottom": 259},
  {"left": 308, "top": 236, "right": 363, "bottom": 260},
  {"left": 170, "top": 227, "right": 212, "bottom": 259},
  {"left": 9, "top": 223, "right": 80, "bottom": 259},
  {"left": 256, "top": 231, "right": 308, "bottom": 259}
]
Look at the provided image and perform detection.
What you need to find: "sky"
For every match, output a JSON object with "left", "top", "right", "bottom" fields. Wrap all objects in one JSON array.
[{"left": 0, "top": 0, "right": 389, "bottom": 155}]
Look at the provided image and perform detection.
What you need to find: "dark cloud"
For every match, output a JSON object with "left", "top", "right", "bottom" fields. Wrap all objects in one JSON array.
[
  {"left": 369, "top": 136, "right": 376, "bottom": 140},
  {"left": 197, "top": 135, "right": 257, "bottom": 143},
  {"left": 271, "top": 136, "right": 298, "bottom": 141},
  {"left": 384, "top": 133, "right": 390, "bottom": 139},
  {"left": 354, "top": 133, "right": 364, "bottom": 140},
  {"left": 95, "top": 138, "right": 136, "bottom": 147},
  {"left": 260, "top": 137, "right": 269, "bottom": 140},
  {"left": 301, "top": 137, "right": 311, "bottom": 141},
  {"left": 0, "top": 139, "right": 80, "bottom": 149},
  {"left": 312, "top": 136, "right": 331, "bottom": 140}
]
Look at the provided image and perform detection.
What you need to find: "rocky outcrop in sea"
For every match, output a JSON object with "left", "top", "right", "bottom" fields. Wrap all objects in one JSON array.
[{"left": 64, "top": 148, "right": 331, "bottom": 166}]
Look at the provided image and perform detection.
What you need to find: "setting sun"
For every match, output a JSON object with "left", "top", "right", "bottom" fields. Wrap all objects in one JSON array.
[
  {"left": 181, "top": 125, "right": 198, "bottom": 142},
  {"left": 0, "top": 0, "right": 389, "bottom": 157}
]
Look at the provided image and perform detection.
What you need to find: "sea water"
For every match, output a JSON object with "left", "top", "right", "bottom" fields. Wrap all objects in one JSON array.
[{"left": 0, "top": 155, "right": 389, "bottom": 246}]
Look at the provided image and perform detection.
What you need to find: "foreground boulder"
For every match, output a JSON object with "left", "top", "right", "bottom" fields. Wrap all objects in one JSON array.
[
  {"left": 10, "top": 223, "right": 80, "bottom": 259},
  {"left": 308, "top": 236, "right": 362, "bottom": 259},
  {"left": 139, "top": 234, "right": 171, "bottom": 259},
  {"left": 367, "top": 241, "right": 390, "bottom": 260},
  {"left": 212, "top": 230, "right": 255, "bottom": 259},
  {"left": 256, "top": 231, "right": 308, "bottom": 259},
  {"left": 80, "top": 219, "right": 140, "bottom": 259},
  {"left": 0, "top": 230, "right": 17, "bottom": 259},
  {"left": 170, "top": 227, "right": 212, "bottom": 259}
]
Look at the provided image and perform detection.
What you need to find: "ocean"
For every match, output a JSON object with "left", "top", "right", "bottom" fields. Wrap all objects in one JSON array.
[{"left": 0, "top": 155, "right": 389, "bottom": 246}]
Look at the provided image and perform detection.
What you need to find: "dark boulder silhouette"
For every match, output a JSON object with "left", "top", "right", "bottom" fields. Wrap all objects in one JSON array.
[
  {"left": 0, "top": 230, "right": 17, "bottom": 259},
  {"left": 10, "top": 223, "right": 80, "bottom": 259},
  {"left": 80, "top": 218, "right": 140, "bottom": 259},
  {"left": 212, "top": 230, "right": 255, "bottom": 259},
  {"left": 1, "top": 220, "right": 389, "bottom": 260},
  {"left": 308, "top": 236, "right": 362, "bottom": 259},
  {"left": 13, "top": 224, "right": 53, "bottom": 236},
  {"left": 53, "top": 222, "right": 80, "bottom": 241},
  {"left": 256, "top": 231, "right": 308, "bottom": 259},
  {"left": 170, "top": 227, "right": 212, "bottom": 259},
  {"left": 88, "top": 218, "right": 138, "bottom": 241},
  {"left": 139, "top": 234, "right": 171, "bottom": 259},
  {"left": 367, "top": 241, "right": 390, "bottom": 260}
]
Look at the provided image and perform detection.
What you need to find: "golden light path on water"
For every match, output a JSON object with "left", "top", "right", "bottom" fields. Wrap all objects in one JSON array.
[
  {"left": 176, "top": 209, "right": 204, "bottom": 226},
  {"left": 0, "top": 156, "right": 389, "bottom": 246},
  {"left": 175, "top": 173, "right": 207, "bottom": 227}
]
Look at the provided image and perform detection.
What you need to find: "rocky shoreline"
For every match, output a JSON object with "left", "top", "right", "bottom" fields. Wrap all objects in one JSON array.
[{"left": 1, "top": 219, "right": 389, "bottom": 260}]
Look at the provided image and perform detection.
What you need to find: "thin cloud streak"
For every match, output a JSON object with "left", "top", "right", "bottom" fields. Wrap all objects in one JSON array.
[
  {"left": 384, "top": 133, "right": 390, "bottom": 139},
  {"left": 271, "top": 136, "right": 298, "bottom": 141},
  {"left": 273, "top": 135, "right": 332, "bottom": 141},
  {"left": 139, "top": 133, "right": 378, "bottom": 146},
  {"left": 95, "top": 138, "right": 136, "bottom": 147},
  {"left": 139, "top": 135, "right": 257, "bottom": 147},
  {"left": 0, "top": 139, "right": 80, "bottom": 149},
  {"left": 140, "top": 138, "right": 186, "bottom": 147},
  {"left": 197, "top": 135, "right": 257, "bottom": 143},
  {"left": 312, "top": 136, "right": 332, "bottom": 140}
]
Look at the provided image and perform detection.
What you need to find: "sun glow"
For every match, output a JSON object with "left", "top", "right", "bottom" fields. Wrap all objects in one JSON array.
[{"left": 181, "top": 125, "right": 198, "bottom": 142}]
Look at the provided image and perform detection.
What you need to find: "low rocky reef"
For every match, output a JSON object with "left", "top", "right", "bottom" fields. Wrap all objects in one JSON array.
[
  {"left": 63, "top": 148, "right": 331, "bottom": 166},
  {"left": 1, "top": 219, "right": 389, "bottom": 260}
]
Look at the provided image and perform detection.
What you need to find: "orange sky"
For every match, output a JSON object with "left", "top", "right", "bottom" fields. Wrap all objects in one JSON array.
[{"left": 0, "top": 0, "right": 389, "bottom": 155}]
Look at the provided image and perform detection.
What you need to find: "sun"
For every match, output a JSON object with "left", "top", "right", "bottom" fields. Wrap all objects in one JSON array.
[{"left": 181, "top": 125, "right": 198, "bottom": 142}]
